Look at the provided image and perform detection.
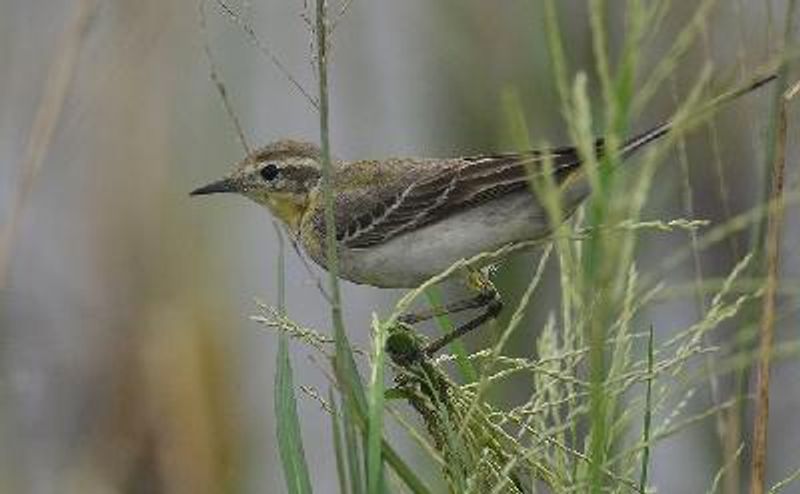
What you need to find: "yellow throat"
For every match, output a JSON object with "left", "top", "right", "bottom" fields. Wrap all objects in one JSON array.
[{"left": 265, "top": 191, "right": 310, "bottom": 232}]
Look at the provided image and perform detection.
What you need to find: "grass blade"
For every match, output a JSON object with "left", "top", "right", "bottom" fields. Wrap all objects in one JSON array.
[
  {"left": 275, "top": 335, "right": 313, "bottom": 494},
  {"left": 329, "top": 390, "right": 350, "bottom": 494},
  {"left": 367, "top": 316, "right": 388, "bottom": 493},
  {"left": 314, "top": 0, "right": 368, "bottom": 428},
  {"left": 343, "top": 398, "right": 365, "bottom": 494},
  {"left": 381, "top": 442, "right": 435, "bottom": 494}
]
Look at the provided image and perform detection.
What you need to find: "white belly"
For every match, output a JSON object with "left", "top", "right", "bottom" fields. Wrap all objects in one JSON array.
[{"left": 337, "top": 191, "right": 550, "bottom": 287}]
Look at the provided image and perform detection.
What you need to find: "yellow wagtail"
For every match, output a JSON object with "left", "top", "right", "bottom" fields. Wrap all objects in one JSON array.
[{"left": 191, "top": 74, "right": 774, "bottom": 356}]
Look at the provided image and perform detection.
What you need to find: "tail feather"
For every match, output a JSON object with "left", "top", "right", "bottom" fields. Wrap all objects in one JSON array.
[
  {"left": 620, "top": 72, "right": 777, "bottom": 158},
  {"left": 621, "top": 121, "right": 672, "bottom": 157}
]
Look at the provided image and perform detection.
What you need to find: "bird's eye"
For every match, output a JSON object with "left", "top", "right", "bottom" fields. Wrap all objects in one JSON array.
[{"left": 260, "top": 163, "right": 280, "bottom": 181}]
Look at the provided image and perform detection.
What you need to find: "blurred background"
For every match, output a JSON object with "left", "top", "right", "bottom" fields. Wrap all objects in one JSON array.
[{"left": 1, "top": 1, "right": 798, "bottom": 493}]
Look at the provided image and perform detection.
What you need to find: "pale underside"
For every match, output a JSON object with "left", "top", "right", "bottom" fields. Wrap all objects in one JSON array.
[
  {"left": 337, "top": 189, "right": 554, "bottom": 287},
  {"left": 332, "top": 178, "right": 589, "bottom": 288}
]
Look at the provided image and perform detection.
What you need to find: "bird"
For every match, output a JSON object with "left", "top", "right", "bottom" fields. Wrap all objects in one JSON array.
[{"left": 191, "top": 74, "right": 774, "bottom": 356}]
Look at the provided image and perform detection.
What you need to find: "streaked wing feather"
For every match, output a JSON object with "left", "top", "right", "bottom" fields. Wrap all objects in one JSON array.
[
  {"left": 327, "top": 120, "right": 673, "bottom": 249},
  {"left": 340, "top": 145, "right": 587, "bottom": 249}
]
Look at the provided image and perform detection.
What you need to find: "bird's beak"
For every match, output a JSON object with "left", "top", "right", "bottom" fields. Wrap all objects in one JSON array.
[{"left": 189, "top": 177, "right": 238, "bottom": 196}]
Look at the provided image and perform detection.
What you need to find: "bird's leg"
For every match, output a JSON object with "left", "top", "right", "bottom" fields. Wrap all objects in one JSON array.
[
  {"left": 421, "top": 268, "right": 503, "bottom": 357},
  {"left": 422, "top": 297, "right": 502, "bottom": 357},
  {"left": 397, "top": 292, "right": 495, "bottom": 325}
]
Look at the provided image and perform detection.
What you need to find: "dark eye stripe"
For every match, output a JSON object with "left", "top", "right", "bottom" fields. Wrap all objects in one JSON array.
[{"left": 260, "top": 163, "right": 279, "bottom": 181}]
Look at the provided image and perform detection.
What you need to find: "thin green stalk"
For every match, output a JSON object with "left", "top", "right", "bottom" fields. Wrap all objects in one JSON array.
[
  {"left": 315, "top": 0, "right": 344, "bottom": 354},
  {"left": 343, "top": 399, "right": 365, "bottom": 494},
  {"left": 588, "top": 0, "right": 614, "bottom": 117},
  {"left": 542, "top": 0, "right": 572, "bottom": 112},
  {"left": 342, "top": 377, "right": 435, "bottom": 494},
  {"left": 329, "top": 391, "right": 351, "bottom": 494},
  {"left": 572, "top": 71, "right": 611, "bottom": 493},
  {"left": 638, "top": 325, "right": 654, "bottom": 493},
  {"left": 583, "top": 3, "right": 645, "bottom": 490},
  {"left": 367, "top": 316, "right": 388, "bottom": 494},
  {"left": 314, "top": 0, "right": 365, "bottom": 412},
  {"left": 313, "top": 9, "right": 431, "bottom": 494},
  {"left": 425, "top": 287, "right": 478, "bottom": 382},
  {"left": 631, "top": 0, "right": 718, "bottom": 117}
]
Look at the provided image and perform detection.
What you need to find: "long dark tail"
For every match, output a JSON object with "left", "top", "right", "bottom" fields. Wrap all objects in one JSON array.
[{"left": 620, "top": 73, "right": 777, "bottom": 158}]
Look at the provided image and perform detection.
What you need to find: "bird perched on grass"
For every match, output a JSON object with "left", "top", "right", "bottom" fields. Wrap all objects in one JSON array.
[{"left": 192, "top": 74, "right": 774, "bottom": 356}]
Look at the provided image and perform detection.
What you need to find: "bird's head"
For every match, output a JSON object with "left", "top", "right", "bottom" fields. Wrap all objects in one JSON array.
[{"left": 191, "top": 139, "right": 323, "bottom": 230}]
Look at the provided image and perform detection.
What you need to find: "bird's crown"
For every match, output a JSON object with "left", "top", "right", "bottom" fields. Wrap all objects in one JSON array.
[{"left": 249, "top": 139, "right": 322, "bottom": 164}]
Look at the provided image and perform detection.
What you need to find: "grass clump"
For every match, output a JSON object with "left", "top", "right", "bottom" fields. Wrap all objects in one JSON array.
[{"left": 205, "top": 1, "right": 799, "bottom": 492}]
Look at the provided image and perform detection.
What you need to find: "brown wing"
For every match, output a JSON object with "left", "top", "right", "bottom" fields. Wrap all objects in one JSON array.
[
  {"left": 334, "top": 145, "right": 587, "bottom": 249},
  {"left": 322, "top": 120, "right": 673, "bottom": 249}
]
